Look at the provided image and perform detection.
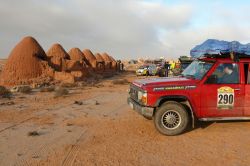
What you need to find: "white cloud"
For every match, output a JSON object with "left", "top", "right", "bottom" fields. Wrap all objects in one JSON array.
[
  {"left": 159, "top": 25, "right": 250, "bottom": 57},
  {"left": 0, "top": 0, "right": 194, "bottom": 60},
  {"left": 1, "top": 0, "right": 249, "bottom": 60},
  {"left": 134, "top": 1, "right": 193, "bottom": 29}
]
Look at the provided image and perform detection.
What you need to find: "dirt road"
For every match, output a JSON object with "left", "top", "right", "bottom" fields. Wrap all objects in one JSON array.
[{"left": 0, "top": 72, "right": 250, "bottom": 166}]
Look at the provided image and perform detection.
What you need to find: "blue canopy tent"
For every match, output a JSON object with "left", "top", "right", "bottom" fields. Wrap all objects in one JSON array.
[{"left": 190, "top": 39, "right": 250, "bottom": 58}]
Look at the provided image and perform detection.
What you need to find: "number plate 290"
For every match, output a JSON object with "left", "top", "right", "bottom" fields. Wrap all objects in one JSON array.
[{"left": 217, "top": 87, "right": 234, "bottom": 109}]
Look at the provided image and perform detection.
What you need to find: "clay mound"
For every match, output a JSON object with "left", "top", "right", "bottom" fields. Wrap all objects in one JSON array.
[
  {"left": 109, "top": 56, "right": 118, "bottom": 70},
  {"left": 65, "top": 60, "right": 83, "bottom": 71},
  {"left": 68, "top": 48, "right": 84, "bottom": 61},
  {"left": 109, "top": 56, "right": 116, "bottom": 62},
  {"left": 68, "top": 48, "right": 88, "bottom": 68},
  {"left": 0, "top": 59, "right": 7, "bottom": 72},
  {"left": 101, "top": 53, "right": 112, "bottom": 62},
  {"left": 94, "top": 53, "right": 105, "bottom": 72},
  {"left": 101, "top": 53, "right": 117, "bottom": 70},
  {"left": 82, "top": 49, "right": 97, "bottom": 68},
  {"left": 47, "top": 43, "right": 70, "bottom": 71},
  {"left": 47, "top": 43, "right": 70, "bottom": 59},
  {"left": 95, "top": 53, "right": 105, "bottom": 62},
  {"left": 0, "top": 36, "right": 53, "bottom": 86}
]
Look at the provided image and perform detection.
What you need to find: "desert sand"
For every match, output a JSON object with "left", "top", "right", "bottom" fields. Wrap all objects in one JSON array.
[
  {"left": 0, "top": 36, "right": 249, "bottom": 166},
  {"left": 0, "top": 72, "right": 250, "bottom": 166}
]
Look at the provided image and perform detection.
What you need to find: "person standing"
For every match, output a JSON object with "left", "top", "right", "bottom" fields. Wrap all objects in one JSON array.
[
  {"left": 160, "top": 61, "right": 166, "bottom": 77},
  {"left": 165, "top": 61, "right": 170, "bottom": 77}
]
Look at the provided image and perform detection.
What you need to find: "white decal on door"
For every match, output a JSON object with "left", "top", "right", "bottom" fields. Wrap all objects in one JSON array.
[{"left": 217, "top": 86, "right": 234, "bottom": 109}]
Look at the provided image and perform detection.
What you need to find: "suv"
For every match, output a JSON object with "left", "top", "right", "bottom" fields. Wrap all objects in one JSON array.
[{"left": 128, "top": 56, "right": 250, "bottom": 135}]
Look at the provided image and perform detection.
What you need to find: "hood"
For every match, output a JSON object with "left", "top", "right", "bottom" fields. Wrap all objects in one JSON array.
[
  {"left": 137, "top": 69, "right": 145, "bottom": 72},
  {"left": 133, "top": 76, "right": 199, "bottom": 89}
]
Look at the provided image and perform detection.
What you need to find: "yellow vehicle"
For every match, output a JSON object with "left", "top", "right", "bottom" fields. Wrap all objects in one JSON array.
[{"left": 136, "top": 64, "right": 157, "bottom": 76}]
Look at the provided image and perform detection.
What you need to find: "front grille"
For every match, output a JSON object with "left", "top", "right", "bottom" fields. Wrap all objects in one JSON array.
[{"left": 130, "top": 86, "right": 138, "bottom": 101}]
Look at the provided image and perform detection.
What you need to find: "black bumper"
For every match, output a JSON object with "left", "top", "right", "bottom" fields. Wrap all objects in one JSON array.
[{"left": 127, "top": 97, "right": 154, "bottom": 119}]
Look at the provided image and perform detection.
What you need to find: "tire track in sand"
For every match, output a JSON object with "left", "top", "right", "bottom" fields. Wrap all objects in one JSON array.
[{"left": 61, "top": 130, "right": 87, "bottom": 166}]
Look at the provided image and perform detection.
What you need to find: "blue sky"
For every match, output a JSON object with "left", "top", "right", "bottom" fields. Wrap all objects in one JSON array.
[{"left": 1, "top": 0, "right": 250, "bottom": 60}]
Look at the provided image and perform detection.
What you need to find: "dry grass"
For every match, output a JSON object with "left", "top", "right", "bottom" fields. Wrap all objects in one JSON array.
[
  {"left": 74, "top": 100, "right": 83, "bottom": 105},
  {"left": 27, "top": 131, "right": 40, "bottom": 136},
  {"left": 60, "top": 82, "right": 77, "bottom": 88},
  {"left": 40, "top": 86, "right": 55, "bottom": 92},
  {"left": 0, "top": 86, "right": 11, "bottom": 98},
  {"left": 18, "top": 86, "right": 32, "bottom": 94},
  {"left": 112, "top": 79, "right": 129, "bottom": 85},
  {"left": 0, "top": 101, "right": 14, "bottom": 106},
  {"left": 54, "top": 87, "right": 69, "bottom": 97}
]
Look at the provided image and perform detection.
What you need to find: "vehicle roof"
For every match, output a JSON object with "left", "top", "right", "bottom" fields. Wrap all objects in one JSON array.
[
  {"left": 179, "top": 60, "right": 193, "bottom": 63},
  {"left": 199, "top": 57, "right": 250, "bottom": 63}
]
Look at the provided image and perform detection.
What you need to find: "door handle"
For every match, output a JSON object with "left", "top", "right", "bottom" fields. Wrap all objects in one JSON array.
[{"left": 234, "top": 88, "right": 241, "bottom": 91}]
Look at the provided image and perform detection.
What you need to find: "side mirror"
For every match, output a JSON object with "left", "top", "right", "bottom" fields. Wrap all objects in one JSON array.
[{"left": 205, "top": 75, "right": 217, "bottom": 84}]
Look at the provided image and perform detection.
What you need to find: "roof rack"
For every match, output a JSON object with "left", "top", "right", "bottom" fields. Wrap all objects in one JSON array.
[{"left": 198, "top": 52, "right": 250, "bottom": 62}]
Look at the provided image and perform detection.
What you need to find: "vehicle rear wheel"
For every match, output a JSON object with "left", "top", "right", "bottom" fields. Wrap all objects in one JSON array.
[{"left": 154, "top": 101, "right": 189, "bottom": 136}]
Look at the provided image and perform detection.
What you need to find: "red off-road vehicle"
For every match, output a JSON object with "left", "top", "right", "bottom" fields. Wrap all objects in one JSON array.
[{"left": 128, "top": 56, "right": 250, "bottom": 135}]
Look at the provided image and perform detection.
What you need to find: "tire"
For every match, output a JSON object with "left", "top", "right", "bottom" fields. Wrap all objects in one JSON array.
[{"left": 154, "top": 101, "right": 189, "bottom": 136}]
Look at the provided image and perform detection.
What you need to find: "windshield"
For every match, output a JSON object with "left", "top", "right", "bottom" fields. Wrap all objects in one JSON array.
[
  {"left": 181, "top": 60, "right": 214, "bottom": 80},
  {"left": 181, "top": 63, "right": 190, "bottom": 70}
]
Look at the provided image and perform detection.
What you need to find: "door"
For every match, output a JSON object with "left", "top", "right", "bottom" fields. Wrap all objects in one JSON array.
[{"left": 200, "top": 62, "right": 244, "bottom": 117}]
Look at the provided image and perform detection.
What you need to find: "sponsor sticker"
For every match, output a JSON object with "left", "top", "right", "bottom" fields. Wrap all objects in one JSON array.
[
  {"left": 217, "top": 86, "right": 234, "bottom": 109},
  {"left": 153, "top": 85, "right": 196, "bottom": 91}
]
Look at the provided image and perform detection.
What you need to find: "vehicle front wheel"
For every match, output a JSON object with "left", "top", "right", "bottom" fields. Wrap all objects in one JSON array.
[{"left": 154, "top": 101, "right": 189, "bottom": 136}]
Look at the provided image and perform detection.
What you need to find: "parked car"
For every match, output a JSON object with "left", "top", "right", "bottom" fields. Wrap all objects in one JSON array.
[{"left": 136, "top": 64, "right": 157, "bottom": 76}]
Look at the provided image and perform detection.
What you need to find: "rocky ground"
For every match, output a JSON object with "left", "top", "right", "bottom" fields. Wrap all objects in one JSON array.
[{"left": 0, "top": 72, "right": 250, "bottom": 166}]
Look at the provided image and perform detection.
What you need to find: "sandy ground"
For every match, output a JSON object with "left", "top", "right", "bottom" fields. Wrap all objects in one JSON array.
[{"left": 0, "top": 72, "right": 250, "bottom": 166}]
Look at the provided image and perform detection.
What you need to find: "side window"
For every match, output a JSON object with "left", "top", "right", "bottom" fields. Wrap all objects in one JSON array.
[
  {"left": 244, "top": 63, "right": 249, "bottom": 84},
  {"left": 207, "top": 63, "right": 239, "bottom": 84},
  {"left": 247, "top": 64, "right": 250, "bottom": 84}
]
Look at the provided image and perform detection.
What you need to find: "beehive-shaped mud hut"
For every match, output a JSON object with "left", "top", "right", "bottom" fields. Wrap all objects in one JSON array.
[
  {"left": 82, "top": 49, "right": 97, "bottom": 69},
  {"left": 0, "top": 36, "right": 53, "bottom": 86},
  {"left": 95, "top": 53, "right": 106, "bottom": 71},
  {"left": 47, "top": 43, "right": 70, "bottom": 71},
  {"left": 68, "top": 48, "right": 84, "bottom": 61},
  {"left": 68, "top": 48, "right": 89, "bottom": 78},
  {"left": 110, "top": 56, "right": 118, "bottom": 70},
  {"left": 102, "top": 53, "right": 117, "bottom": 70}
]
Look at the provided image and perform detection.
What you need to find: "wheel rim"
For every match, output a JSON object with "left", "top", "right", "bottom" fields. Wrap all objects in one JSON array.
[{"left": 161, "top": 110, "right": 181, "bottom": 130}]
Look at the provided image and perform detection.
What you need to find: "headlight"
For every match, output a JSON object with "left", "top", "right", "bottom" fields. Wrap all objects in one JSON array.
[
  {"left": 141, "top": 93, "right": 147, "bottom": 105},
  {"left": 138, "top": 91, "right": 147, "bottom": 105},
  {"left": 138, "top": 91, "right": 143, "bottom": 100}
]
